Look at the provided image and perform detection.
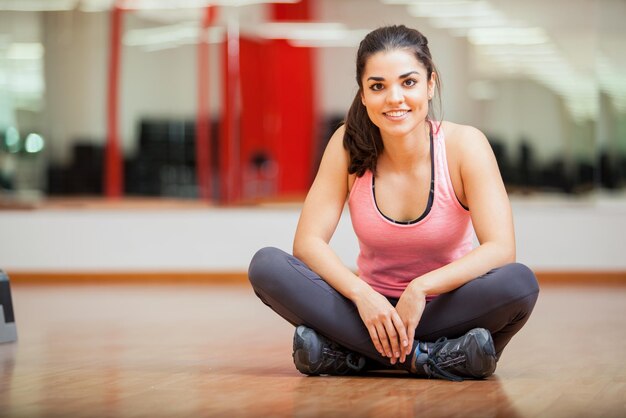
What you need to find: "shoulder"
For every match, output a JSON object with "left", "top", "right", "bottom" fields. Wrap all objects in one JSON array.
[
  {"left": 440, "top": 121, "right": 492, "bottom": 160},
  {"left": 314, "top": 124, "right": 355, "bottom": 189},
  {"left": 323, "top": 124, "right": 360, "bottom": 191},
  {"left": 324, "top": 124, "right": 350, "bottom": 164},
  {"left": 440, "top": 121, "right": 488, "bottom": 146},
  {"left": 329, "top": 123, "right": 347, "bottom": 146}
]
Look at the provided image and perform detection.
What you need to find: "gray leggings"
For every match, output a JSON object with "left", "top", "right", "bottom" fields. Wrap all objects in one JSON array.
[{"left": 248, "top": 247, "right": 539, "bottom": 371}]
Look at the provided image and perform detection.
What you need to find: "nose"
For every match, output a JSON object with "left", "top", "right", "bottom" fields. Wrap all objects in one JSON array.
[{"left": 386, "top": 85, "right": 404, "bottom": 105}]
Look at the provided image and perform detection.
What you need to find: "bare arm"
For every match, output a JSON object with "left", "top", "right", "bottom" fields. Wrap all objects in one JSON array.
[
  {"left": 294, "top": 126, "right": 409, "bottom": 363},
  {"left": 293, "top": 126, "right": 365, "bottom": 299},
  {"left": 395, "top": 125, "right": 515, "bottom": 350}
]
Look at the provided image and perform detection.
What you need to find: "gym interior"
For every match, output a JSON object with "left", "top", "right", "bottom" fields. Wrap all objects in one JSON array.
[{"left": 0, "top": 1, "right": 625, "bottom": 417}]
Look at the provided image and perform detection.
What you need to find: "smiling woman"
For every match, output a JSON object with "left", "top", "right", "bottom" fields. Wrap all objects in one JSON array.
[{"left": 248, "top": 25, "right": 539, "bottom": 382}]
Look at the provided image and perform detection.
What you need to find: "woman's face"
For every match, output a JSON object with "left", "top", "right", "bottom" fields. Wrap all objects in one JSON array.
[{"left": 360, "top": 48, "right": 435, "bottom": 140}]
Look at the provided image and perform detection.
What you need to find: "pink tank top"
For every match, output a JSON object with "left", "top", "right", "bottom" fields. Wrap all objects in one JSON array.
[{"left": 347, "top": 123, "right": 474, "bottom": 298}]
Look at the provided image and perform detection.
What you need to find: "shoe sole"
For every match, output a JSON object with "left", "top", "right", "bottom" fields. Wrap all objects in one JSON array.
[
  {"left": 293, "top": 325, "right": 322, "bottom": 376},
  {"left": 464, "top": 328, "right": 497, "bottom": 378}
]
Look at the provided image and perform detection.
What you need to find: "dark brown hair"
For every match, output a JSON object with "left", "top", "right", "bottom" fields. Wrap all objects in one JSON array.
[{"left": 343, "top": 25, "right": 442, "bottom": 176}]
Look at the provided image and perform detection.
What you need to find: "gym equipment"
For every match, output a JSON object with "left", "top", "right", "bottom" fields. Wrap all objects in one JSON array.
[{"left": 0, "top": 270, "right": 17, "bottom": 343}]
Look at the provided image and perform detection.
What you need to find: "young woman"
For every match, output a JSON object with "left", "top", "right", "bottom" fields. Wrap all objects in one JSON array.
[{"left": 248, "top": 25, "right": 539, "bottom": 381}]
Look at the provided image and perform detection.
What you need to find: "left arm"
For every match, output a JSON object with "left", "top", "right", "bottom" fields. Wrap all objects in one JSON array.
[{"left": 395, "top": 125, "right": 515, "bottom": 362}]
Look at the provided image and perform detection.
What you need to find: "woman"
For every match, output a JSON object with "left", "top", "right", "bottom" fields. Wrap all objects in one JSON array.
[{"left": 248, "top": 25, "right": 539, "bottom": 381}]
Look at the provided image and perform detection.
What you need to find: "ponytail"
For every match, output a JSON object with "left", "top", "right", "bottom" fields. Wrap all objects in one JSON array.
[{"left": 343, "top": 92, "right": 383, "bottom": 176}]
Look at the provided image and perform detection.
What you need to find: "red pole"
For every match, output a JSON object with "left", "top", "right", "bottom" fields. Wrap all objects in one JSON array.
[
  {"left": 220, "top": 11, "right": 241, "bottom": 204},
  {"left": 196, "top": 7, "right": 215, "bottom": 201},
  {"left": 105, "top": 5, "right": 124, "bottom": 198}
]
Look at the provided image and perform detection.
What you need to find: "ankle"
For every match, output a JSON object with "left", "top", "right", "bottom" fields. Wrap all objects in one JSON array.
[{"left": 409, "top": 340, "right": 427, "bottom": 374}]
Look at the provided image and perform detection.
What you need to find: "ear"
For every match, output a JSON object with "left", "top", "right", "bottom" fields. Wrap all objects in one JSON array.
[
  {"left": 360, "top": 90, "right": 366, "bottom": 106},
  {"left": 428, "top": 72, "right": 437, "bottom": 99}
]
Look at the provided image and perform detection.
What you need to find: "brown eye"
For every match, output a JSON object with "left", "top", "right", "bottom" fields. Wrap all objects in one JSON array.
[
  {"left": 403, "top": 79, "right": 417, "bottom": 87},
  {"left": 370, "top": 83, "right": 384, "bottom": 91}
]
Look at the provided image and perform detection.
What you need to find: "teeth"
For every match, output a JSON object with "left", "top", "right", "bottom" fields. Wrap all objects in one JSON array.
[{"left": 385, "top": 110, "right": 408, "bottom": 117}]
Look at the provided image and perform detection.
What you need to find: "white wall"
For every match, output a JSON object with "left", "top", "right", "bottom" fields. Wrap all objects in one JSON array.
[
  {"left": 42, "top": 11, "right": 108, "bottom": 165},
  {"left": 1, "top": 197, "right": 625, "bottom": 272},
  {"left": 481, "top": 79, "right": 569, "bottom": 164}
]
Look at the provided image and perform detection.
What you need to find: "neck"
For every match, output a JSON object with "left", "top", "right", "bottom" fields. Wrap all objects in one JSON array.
[{"left": 379, "top": 120, "right": 431, "bottom": 172}]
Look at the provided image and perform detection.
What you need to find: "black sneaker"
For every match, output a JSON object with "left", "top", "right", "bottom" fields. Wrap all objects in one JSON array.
[
  {"left": 412, "top": 328, "right": 497, "bottom": 382},
  {"left": 293, "top": 325, "right": 366, "bottom": 376}
]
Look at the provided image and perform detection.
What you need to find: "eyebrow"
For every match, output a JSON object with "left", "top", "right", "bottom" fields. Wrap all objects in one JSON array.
[{"left": 367, "top": 71, "right": 420, "bottom": 82}]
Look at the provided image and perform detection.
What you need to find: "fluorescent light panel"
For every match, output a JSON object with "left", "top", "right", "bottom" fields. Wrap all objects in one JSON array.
[
  {"left": 0, "top": 0, "right": 76, "bottom": 10},
  {"left": 116, "top": 0, "right": 298, "bottom": 10}
]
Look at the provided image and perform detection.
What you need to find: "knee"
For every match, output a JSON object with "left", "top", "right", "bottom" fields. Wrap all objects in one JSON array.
[
  {"left": 248, "top": 246, "right": 286, "bottom": 289},
  {"left": 487, "top": 263, "right": 539, "bottom": 306},
  {"left": 499, "top": 262, "right": 540, "bottom": 306},
  {"left": 510, "top": 263, "right": 539, "bottom": 292}
]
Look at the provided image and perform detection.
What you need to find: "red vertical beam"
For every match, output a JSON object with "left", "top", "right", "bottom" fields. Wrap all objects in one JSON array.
[
  {"left": 105, "top": 6, "right": 124, "bottom": 198},
  {"left": 196, "top": 7, "right": 215, "bottom": 201},
  {"left": 220, "top": 13, "right": 241, "bottom": 204},
  {"left": 269, "top": 0, "right": 315, "bottom": 196}
]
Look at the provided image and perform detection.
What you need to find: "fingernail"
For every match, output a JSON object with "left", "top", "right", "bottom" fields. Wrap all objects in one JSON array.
[
  {"left": 403, "top": 340, "right": 408, "bottom": 346},
  {"left": 395, "top": 351, "right": 400, "bottom": 357}
]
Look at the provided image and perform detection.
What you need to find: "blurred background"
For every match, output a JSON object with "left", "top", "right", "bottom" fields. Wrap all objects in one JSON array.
[
  {"left": 1, "top": 4, "right": 624, "bottom": 416},
  {"left": 0, "top": 0, "right": 624, "bottom": 203},
  {"left": 0, "top": 0, "right": 624, "bottom": 276}
]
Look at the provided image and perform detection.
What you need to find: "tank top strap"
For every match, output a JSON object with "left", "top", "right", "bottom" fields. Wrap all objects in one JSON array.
[{"left": 431, "top": 121, "right": 468, "bottom": 211}]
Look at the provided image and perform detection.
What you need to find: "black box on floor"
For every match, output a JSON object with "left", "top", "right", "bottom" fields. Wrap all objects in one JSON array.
[{"left": 0, "top": 270, "right": 17, "bottom": 343}]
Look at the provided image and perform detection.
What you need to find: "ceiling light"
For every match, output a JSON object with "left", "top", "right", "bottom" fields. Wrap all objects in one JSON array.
[
  {"left": 79, "top": 0, "right": 114, "bottom": 12},
  {"left": 6, "top": 43, "right": 44, "bottom": 60},
  {"left": 116, "top": 0, "right": 298, "bottom": 9},
  {"left": 0, "top": 0, "right": 76, "bottom": 11},
  {"left": 468, "top": 27, "right": 548, "bottom": 46}
]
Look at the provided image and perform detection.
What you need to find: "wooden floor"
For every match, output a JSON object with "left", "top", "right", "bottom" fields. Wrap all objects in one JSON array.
[{"left": 0, "top": 283, "right": 624, "bottom": 417}]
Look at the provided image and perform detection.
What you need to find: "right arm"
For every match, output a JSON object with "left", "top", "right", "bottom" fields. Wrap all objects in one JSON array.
[{"left": 293, "top": 126, "right": 410, "bottom": 364}]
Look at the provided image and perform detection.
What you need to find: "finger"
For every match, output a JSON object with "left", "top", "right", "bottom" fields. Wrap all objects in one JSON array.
[
  {"left": 405, "top": 326, "right": 416, "bottom": 363},
  {"left": 382, "top": 319, "right": 402, "bottom": 364},
  {"left": 391, "top": 312, "right": 409, "bottom": 358},
  {"left": 386, "top": 315, "right": 405, "bottom": 360},
  {"left": 367, "top": 325, "right": 384, "bottom": 356},
  {"left": 392, "top": 312, "right": 408, "bottom": 349},
  {"left": 375, "top": 322, "right": 393, "bottom": 359}
]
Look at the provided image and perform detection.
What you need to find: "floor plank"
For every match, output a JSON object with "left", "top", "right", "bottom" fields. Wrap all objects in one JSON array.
[{"left": 0, "top": 283, "right": 624, "bottom": 417}]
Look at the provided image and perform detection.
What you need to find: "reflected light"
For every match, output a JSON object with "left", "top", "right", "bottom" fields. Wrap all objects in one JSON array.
[
  {"left": 467, "top": 27, "right": 548, "bottom": 46},
  {"left": 124, "top": 21, "right": 370, "bottom": 50},
  {"left": 0, "top": 0, "right": 299, "bottom": 11},
  {"left": 79, "top": 0, "right": 114, "bottom": 12},
  {"left": 245, "top": 22, "right": 371, "bottom": 47},
  {"left": 597, "top": 54, "right": 626, "bottom": 113},
  {"left": 5, "top": 127, "right": 20, "bottom": 153},
  {"left": 24, "top": 133, "right": 45, "bottom": 154},
  {"left": 116, "top": 0, "right": 298, "bottom": 9},
  {"left": 0, "top": 0, "right": 76, "bottom": 10},
  {"left": 6, "top": 43, "right": 44, "bottom": 60},
  {"left": 124, "top": 23, "right": 225, "bottom": 50}
]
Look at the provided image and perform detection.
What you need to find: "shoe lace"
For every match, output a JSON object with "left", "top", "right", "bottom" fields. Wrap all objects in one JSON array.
[
  {"left": 426, "top": 337, "right": 465, "bottom": 382},
  {"left": 321, "top": 345, "right": 365, "bottom": 372}
]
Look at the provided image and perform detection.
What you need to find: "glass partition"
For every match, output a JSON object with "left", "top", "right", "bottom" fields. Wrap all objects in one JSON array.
[{"left": 0, "top": 0, "right": 623, "bottom": 204}]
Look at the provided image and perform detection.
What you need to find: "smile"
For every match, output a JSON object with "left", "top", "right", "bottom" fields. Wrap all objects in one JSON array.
[{"left": 383, "top": 110, "right": 410, "bottom": 119}]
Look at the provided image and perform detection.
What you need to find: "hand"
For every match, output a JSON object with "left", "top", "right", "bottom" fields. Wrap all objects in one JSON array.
[
  {"left": 395, "top": 281, "right": 427, "bottom": 363},
  {"left": 353, "top": 288, "right": 409, "bottom": 365}
]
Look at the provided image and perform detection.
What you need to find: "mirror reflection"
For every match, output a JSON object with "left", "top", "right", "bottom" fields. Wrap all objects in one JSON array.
[{"left": 0, "top": 0, "right": 623, "bottom": 204}]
